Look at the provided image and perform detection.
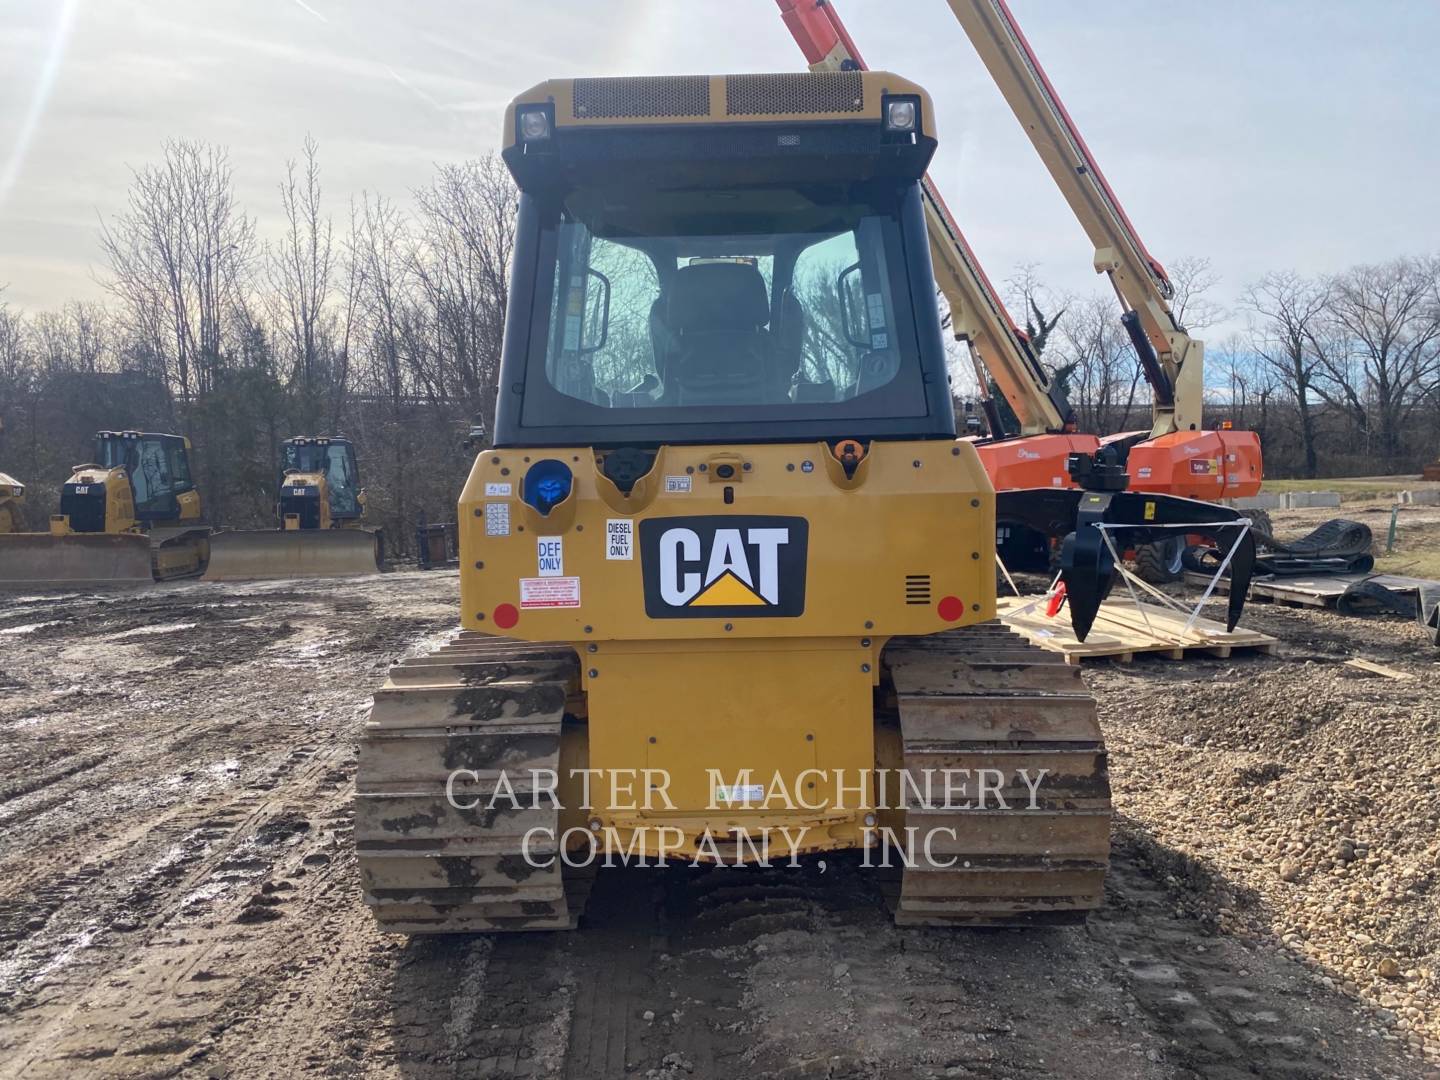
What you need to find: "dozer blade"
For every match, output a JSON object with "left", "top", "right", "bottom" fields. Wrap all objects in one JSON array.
[
  {"left": 0, "top": 532, "right": 154, "bottom": 589},
  {"left": 202, "top": 528, "right": 381, "bottom": 581}
]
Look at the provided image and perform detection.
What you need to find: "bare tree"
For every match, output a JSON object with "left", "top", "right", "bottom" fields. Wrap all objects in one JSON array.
[
  {"left": 1004, "top": 262, "right": 1068, "bottom": 356},
  {"left": 409, "top": 155, "right": 518, "bottom": 436},
  {"left": 1166, "top": 254, "right": 1225, "bottom": 333},
  {"left": 1054, "top": 294, "right": 1143, "bottom": 434},
  {"left": 268, "top": 135, "right": 335, "bottom": 414},
  {"left": 99, "top": 139, "right": 257, "bottom": 403},
  {"left": 29, "top": 301, "right": 114, "bottom": 376},
  {"left": 348, "top": 192, "right": 415, "bottom": 405},
  {"left": 1210, "top": 333, "right": 1274, "bottom": 444},
  {"left": 0, "top": 292, "right": 34, "bottom": 400},
  {"left": 1309, "top": 256, "right": 1440, "bottom": 462},
  {"left": 1242, "top": 270, "right": 1329, "bottom": 477}
]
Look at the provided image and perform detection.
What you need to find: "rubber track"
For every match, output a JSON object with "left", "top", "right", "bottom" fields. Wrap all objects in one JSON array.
[
  {"left": 883, "top": 623, "right": 1112, "bottom": 926},
  {"left": 355, "top": 632, "right": 592, "bottom": 933}
]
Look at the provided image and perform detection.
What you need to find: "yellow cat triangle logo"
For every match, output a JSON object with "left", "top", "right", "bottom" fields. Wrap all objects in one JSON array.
[{"left": 688, "top": 570, "right": 767, "bottom": 606}]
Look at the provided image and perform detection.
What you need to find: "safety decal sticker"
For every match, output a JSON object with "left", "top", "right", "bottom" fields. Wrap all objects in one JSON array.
[
  {"left": 484, "top": 481, "right": 512, "bottom": 497},
  {"left": 484, "top": 502, "right": 510, "bottom": 537},
  {"left": 536, "top": 536, "right": 564, "bottom": 576},
  {"left": 606, "top": 519, "right": 633, "bottom": 560},
  {"left": 713, "top": 783, "right": 766, "bottom": 805},
  {"left": 664, "top": 475, "right": 692, "bottom": 494},
  {"left": 519, "top": 576, "right": 580, "bottom": 609}
]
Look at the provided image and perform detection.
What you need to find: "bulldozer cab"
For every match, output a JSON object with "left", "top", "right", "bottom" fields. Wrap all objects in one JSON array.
[
  {"left": 279, "top": 437, "right": 361, "bottom": 521},
  {"left": 92, "top": 431, "right": 195, "bottom": 523},
  {"left": 494, "top": 77, "right": 954, "bottom": 448}
]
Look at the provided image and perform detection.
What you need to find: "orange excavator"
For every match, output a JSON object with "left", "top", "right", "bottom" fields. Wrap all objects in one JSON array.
[{"left": 776, "top": 0, "right": 1264, "bottom": 579}]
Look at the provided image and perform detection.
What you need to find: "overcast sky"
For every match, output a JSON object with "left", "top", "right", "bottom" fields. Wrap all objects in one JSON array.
[{"left": 3, "top": 0, "right": 1438, "bottom": 340}]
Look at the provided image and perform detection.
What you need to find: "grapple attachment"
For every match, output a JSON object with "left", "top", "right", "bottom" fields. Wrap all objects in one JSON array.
[{"left": 996, "top": 489, "right": 1256, "bottom": 641}]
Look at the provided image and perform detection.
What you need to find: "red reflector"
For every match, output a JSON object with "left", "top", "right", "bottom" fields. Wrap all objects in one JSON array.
[
  {"left": 493, "top": 603, "right": 519, "bottom": 630},
  {"left": 937, "top": 595, "right": 964, "bottom": 621}
]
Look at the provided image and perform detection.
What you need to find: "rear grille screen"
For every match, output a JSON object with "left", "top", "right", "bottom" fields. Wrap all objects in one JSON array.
[
  {"left": 574, "top": 76, "right": 710, "bottom": 119},
  {"left": 905, "top": 574, "right": 932, "bottom": 606},
  {"left": 61, "top": 488, "right": 106, "bottom": 533},
  {"left": 726, "top": 72, "right": 864, "bottom": 116}
]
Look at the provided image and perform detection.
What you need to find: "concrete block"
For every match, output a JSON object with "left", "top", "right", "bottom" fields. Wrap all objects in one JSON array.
[
  {"left": 1283, "top": 491, "right": 1342, "bottom": 509},
  {"left": 1399, "top": 489, "right": 1440, "bottom": 506},
  {"left": 1226, "top": 494, "right": 1284, "bottom": 511}
]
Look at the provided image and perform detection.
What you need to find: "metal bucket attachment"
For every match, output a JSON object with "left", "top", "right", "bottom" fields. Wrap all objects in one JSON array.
[
  {"left": 0, "top": 532, "right": 154, "bottom": 589},
  {"left": 202, "top": 528, "right": 382, "bottom": 581}
]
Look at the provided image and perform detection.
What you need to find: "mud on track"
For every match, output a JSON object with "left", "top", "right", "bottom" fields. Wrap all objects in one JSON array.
[{"left": 0, "top": 572, "right": 1433, "bottom": 1079}]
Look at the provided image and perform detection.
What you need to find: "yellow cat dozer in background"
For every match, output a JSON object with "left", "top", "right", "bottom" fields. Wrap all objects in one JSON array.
[
  {"left": 0, "top": 430, "right": 209, "bottom": 588},
  {"left": 0, "top": 472, "right": 23, "bottom": 534},
  {"left": 203, "top": 436, "right": 381, "bottom": 580}
]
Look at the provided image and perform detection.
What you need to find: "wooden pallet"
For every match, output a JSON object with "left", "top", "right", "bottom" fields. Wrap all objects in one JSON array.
[
  {"left": 1185, "top": 571, "right": 1435, "bottom": 608},
  {"left": 997, "top": 596, "right": 1279, "bottom": 665}
]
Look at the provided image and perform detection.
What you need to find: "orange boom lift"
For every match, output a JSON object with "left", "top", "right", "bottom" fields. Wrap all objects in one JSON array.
[{"left": 776, "top": 0, "right": 1264, "bottom": 576}]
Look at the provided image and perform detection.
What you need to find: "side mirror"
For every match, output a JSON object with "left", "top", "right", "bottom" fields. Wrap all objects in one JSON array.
[
  {"left": 580, "top": 267, "right": 611, "bottom": 353},
  {"left": 837, "top": 262, "right": 870, "bottom": 349}
]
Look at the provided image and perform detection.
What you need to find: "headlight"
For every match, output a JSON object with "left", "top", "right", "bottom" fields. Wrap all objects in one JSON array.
[
  {"left": 883, "top": 95, "right": 919, "bottom": 134},
  {"left": 518, "top": 107, "right": 551, "bottom": 143}
]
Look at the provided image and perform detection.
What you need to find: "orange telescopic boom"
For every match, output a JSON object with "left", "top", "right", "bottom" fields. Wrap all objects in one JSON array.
[
  {"left": 775, "top": 0, "right": 1262, "bottom": 503},
  {"left": 775, "top": 0, "right": 1100, "bottom": 496}
]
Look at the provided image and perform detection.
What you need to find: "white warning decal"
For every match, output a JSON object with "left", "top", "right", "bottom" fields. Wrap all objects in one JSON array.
[
  {"left": 484, "top": 481, "right": 512, "bottom": 497},
  {"left": 484, "top": 502, "right": 510, "bottom": 536},
  {"left": 536, "top": 536, "right": 564, "bottom": 576},
  {"left": 664, "top": 475, "right": 692, "bottom": 494},
  {"left": 713, "top": 783, "right": 766, "bottom": 805},
  {"left": 606, "top": 519, "right": 633, "bottom": 560},
  {"left": 519, "top": 577, "right": 580, "bottom": 609}
]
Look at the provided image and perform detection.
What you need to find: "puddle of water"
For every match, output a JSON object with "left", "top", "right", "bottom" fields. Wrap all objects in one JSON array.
[
  {"left": 0, "top": 921, "right": 101, "bottom": 995},
  {"left": 108, "top": 622, "right": 198, "bottom": 641},
  {"left": 207, "top": 759, "right": 240, "bottom": 781},
  {"left": 178, "top": 881, "right": 231, "bottom": 909},
  {"left": 271, "top": 634, "right": 349, "bottom": 668}
]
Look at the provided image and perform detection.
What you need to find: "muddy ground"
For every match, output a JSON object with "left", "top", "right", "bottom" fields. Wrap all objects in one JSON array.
[{"left": 0, "top": 568, "right": 1437, "bottom": 1079}]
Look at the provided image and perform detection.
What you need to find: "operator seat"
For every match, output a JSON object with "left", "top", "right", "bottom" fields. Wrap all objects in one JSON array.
[{"left": 661, "top": 262, "right": 776, "bottom": 406}]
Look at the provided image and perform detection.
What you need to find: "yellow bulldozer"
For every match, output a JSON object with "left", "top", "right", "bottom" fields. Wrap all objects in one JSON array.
[
  {"left": 0, "top": 430, "right": 209, "bottom": 587},
  {"left": 0, "top": 418, "right": 25, "bottom": 534},
  {"left": 202, "top": 435, "right": 381, "bottom": 580},
  {"left": 0, "top": 472, "right": 23, "bottom": 534},
  {"left": 354, "top": 70, "right": 1252, "bottom": 933}
]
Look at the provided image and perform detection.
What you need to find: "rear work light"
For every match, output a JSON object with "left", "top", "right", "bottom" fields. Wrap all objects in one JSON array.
[
  {"left": 883, "top": 94, "right": 920, "bottom": 134},
  {"left": 517, "top": 106, "right": 552, "bottom": 143}
]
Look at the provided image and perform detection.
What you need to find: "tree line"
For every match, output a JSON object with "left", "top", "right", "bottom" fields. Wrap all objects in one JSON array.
[
  {"left": 969, "top": 254, "right": 1440, "bottom": 478},
  {"left": 0, "top": 138, "right": 515, "bottom": 551},
  {"left": 2, "top": 138, "right": 1437, "bottom": 553}
]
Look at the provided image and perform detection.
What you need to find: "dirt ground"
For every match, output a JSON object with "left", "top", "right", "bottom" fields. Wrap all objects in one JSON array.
[{"left": 0, "top": 567, "right": 1437, "bottom": 1079}]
